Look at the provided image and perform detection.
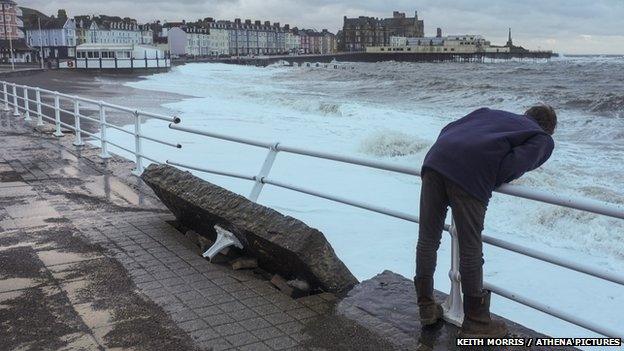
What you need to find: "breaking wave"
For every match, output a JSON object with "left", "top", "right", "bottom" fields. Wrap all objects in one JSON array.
[{"left": 359, "top": 130, "right": 430, "bottom": 157}]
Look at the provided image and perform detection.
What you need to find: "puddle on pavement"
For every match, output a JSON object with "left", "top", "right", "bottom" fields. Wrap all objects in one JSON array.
[
  {"left": 85, "top": 174, "right": 145, "bottom": 207},
  {"left": 0, "top": 277, "right": 41, "bottom": 293},
  {"left": 0, "top": 290, "right": 24, "bottom": 304},
  {"left": 5, "top": 201, "right": 60, "bottom": 219},
  {"left": 37, "top": 250, "right": 102, "bottom": 267},
  {"left": 73, "top": 302, "right": 118, "bottom": 329},
  {"left": 57, "top": 332, "right": 100, "bottom": 351}
]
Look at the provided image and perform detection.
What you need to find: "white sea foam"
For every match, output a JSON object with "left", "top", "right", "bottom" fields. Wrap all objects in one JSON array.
[
  {"left": 109, "top": 62, "right": 624, "bottom": 346},
  {"left": 359, "top": 130, "right": 429, "bottom": 157}
]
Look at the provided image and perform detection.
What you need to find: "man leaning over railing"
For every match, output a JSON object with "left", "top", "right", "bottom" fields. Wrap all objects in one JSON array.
[{"left": 415, "top": 105, "right": 557, "bottom": 337}]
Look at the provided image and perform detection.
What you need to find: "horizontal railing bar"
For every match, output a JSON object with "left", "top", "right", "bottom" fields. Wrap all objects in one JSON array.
[
  {"left": 167, "top": 160, "right": 256, "bottom": 181},
  {"left": 137, "top": 152, "right": 160, "bottom": 164},
  {"left": 140, "top": 134, "right": 182, "bottom": 148},
  {"left": 75, "top": 112, "right": 101, "bottom": 125},
  {"left": 40, "top": 114, "right": 57, "bottom": 123},
  {"left": 484, "top": 282, "right": 624, "bottom": 339},
  {"left": 262, "top": 177, "right": 419, "bottom": 223},
  {"left": 56, "top": 119, "right": 77, "bottom": 131},
  {"left": 140, "top": 110, "right": 181, "bottom": 124},
  {"left": 483, "top": 235, "right": 624, "bottom": 286},
  {"left": 57, "top": 107, "right": 76, "bottom": 116},
  {"left": 79, "top": 127, "right": 102, "bottom": 141},
  {"left": 169, "top": 124, "right": 276, "bottom": 149},
  {"left": 497, "top": 184, "right": 624, "bottom": 220},
  {"left": 105, "top": 139, "right": 137, "bottom": 155},
  {"left": 40, "top": 101, "right": 56, "bottom": 109},
  {"left": 170, "top": 122, "right": 622, "bottom": 221},
  {"left": 104, "top": 122, "right": 135, "bottom": 135},
  {"left": 277, "top": 144, "right": 422, "bottom": 176},
  {"left": 7, "top": 84, "right": 179, "bottom": 124}
]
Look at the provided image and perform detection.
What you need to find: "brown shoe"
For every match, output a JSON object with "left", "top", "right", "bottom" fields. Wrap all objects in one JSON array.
[
  {"left": 414, "top": 277, "right": 443, "bottom": 326},
  {"left": 459, "top": 290, "right": 508, "bottom": 338}
]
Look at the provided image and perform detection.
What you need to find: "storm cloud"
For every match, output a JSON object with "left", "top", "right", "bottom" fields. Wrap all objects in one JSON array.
[{"left": 17, "top": 0, "right": 624, "bottom": 54}]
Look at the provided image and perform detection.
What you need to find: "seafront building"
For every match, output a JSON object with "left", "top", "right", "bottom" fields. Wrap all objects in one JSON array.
[
  {"left": 2, "top": 2, "right": 533, "bottom": 65},
  {"left": 0, "top": 1, "right": 31, "bottom": 63},
  {"left": 166, "top": 25, "right": 210, "bottom": 57},
  {"left": 207, "top": 21, "right": 229, "bottom": 56},
  {"left": 284, "top": 25, "right": 300, "bottom": 54},
  {"left": 66, "top": 42, "right": 170, "bottom": 70},
  {"left": 221, "top": 18, "right": 288, "bottom": 56},
  {"left": 0, "top": 1, "right": 25, "bottom": 40},
  {"left": 366, "top": 34, "right": 511, "bottom": 54},
  {"left": 25, "top": 16, "right": 77, "bottom": 60},
  {"left": 340, "top": 11, "right": 424, "bottom": 52}
]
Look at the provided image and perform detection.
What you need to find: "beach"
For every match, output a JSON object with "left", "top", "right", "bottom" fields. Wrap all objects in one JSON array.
[{"left": 0, "top": 69, "right": 187, "bottom": 133}]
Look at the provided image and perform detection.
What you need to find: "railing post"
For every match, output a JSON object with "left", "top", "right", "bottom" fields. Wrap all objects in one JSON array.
[
  {"left": 2, "top": 82, "right": 8, "bottom": 111},
  {"left": 99, "top": 102, "right": 111, "bottom": 159},
  {"left": 53, "top": 92, "right": 63, "bottom": 137},
  {"left": 131, "top": 110, "right": 144, "bottom": 176},
  {"left": 442, "top": 217, "right": 464, "bottom": 326},
  {"left": 12, "top": 84, "right": 19, "bottom": 116},
  {"left": 35, "top": 88, "right": 43, "bottom": 126},
  {"left": 72, "top": 99, "right": 84, "bottom": 146},
  {"left": 248, "top": 142, "right": 279, "bottom": 202},
  {"left": 23, "top": 87, "right": 31, "bottom": 121}
]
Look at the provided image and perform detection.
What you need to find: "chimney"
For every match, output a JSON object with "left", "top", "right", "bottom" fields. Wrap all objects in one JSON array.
[
  {"left": 273, "top": 22, "right": 279, "bottom": 28},
  {"left": 254, "top": 20, "right": 261, "bottom": 26},
  {"left": 235, "top": 18, "right": 241, "bottom": 24},
  {"left": 264, "top": 20, "right": 270, "bottom": 26},
  {"left": 436, "top": 27, "right": 442, "bottom": 38},
  {"left": 245, "top": 19, "right": 252, "bottom": 25}
]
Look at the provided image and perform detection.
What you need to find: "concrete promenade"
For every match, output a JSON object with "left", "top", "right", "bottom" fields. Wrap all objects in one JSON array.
[
  {"left": 0, "top": 109, "right": 579, "bottom": 351},
  {"left": 0, "top": 113, "right": 395, "bottom": 350}
]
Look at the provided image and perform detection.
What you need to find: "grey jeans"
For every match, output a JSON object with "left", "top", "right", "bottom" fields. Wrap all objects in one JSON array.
[{"left": 416, "top": 169, "right": 486, "bottom": 297}]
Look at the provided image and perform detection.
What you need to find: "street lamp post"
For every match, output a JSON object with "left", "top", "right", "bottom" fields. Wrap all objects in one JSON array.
[
  {"left": 37, "top": 16, "right": 43, "bottom": 69},
  {"left": 0, "top": 0, "right": 16, "bottom": 70}
]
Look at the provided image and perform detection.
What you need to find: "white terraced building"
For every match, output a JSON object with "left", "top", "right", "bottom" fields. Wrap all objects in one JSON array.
[
  {"left": 207, "top": 22, "right": 229, "bottom": 56},
  {"left": 76, "top": 17, "right": 153, "bottom": 46},
  {"left": 26, "top": 18, "right": 77, "bottom": 60},
  {"left": 167, "top": 26, "right": 210, "bottom": 57}
]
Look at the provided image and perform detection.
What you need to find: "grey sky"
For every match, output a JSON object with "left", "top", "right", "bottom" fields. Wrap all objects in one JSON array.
[{"left": 18, "top": 0, "right": 624, "bottom": 54}]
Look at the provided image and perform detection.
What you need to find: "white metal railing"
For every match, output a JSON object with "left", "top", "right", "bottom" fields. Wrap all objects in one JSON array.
[
  {"left": 1, "top": 80, "right": 623, "bottom": 339},
  {"left": 0, "top": 81, "right": 181, "bottom": 175}
]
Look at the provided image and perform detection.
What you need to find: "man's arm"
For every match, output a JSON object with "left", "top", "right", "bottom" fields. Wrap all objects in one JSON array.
[{"left": 495, "top": 134, "right": 554, "bottom": 187}]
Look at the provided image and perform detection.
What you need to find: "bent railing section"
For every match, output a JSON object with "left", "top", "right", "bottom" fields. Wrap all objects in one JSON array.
[{"left": 1, "top": 80, "right": 622, "bottom": 339}]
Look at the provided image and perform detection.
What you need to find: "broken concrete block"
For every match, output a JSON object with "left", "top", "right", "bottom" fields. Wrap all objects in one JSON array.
[
  {"left": 287, "top": 279, "right": 310, "bottom": 292},
  {"left": 141, "top": 164, "right": 358, "bottom": 294},
  {"left": 271, "top": 274, "right": 294, "bottom": 296},
  {"left": 231, "top": 257, "right": 258, "bottom": 270}
]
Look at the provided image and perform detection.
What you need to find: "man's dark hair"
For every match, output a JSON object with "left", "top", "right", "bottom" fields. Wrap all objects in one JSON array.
[{"left": 525, "top": 105, "right": 557, "bottom": 135}]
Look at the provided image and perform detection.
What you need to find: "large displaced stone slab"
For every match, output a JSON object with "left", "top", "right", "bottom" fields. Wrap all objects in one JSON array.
[
  {"left": 141, "top": 164, "right": 358, "bottom": 294},
  {"left": 337, "top": 271, "right": 577, "bottom": 351}
]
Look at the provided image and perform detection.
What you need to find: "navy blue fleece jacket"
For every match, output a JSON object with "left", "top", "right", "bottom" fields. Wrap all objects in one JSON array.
[{"left": 423, "top": 108, "right": 554, "bottom": 204}]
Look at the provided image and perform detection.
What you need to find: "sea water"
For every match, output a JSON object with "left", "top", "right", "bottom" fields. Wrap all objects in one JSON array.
[{"left": 103, "top": 56, "right": 623, "bottom": 342}]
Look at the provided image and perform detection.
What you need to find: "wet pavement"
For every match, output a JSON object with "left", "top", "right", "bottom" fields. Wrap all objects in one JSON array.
[{"left": 0, "top": 110, "right": 397, "bottom": 350}]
